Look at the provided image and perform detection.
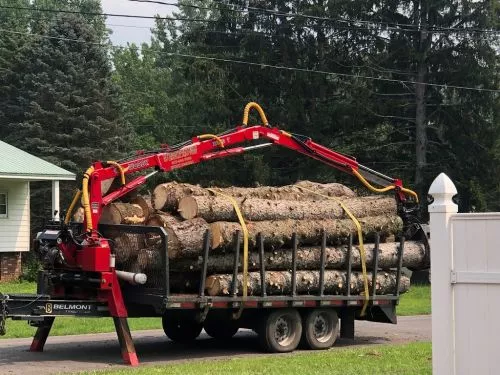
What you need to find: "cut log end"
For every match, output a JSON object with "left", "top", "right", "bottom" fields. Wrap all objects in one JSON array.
[{"left": 178, "top": 196, "right": 199, "bottom": 220}]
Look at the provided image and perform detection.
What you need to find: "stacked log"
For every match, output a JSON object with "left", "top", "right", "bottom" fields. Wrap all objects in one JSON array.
[{"left": 114, "top": 180, "right": 427, "bottom": 296}]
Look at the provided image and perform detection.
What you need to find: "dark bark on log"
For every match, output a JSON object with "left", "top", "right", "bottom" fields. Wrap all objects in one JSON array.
[
  {"left": 169, "top": 241, "right": 427, "bottom": 272},
  {"left": 211, "top": 215, "right": 403, "bottom": 249},
  {"left": 137, "top": 248, "right": 162, "bottom": 270},
  {"left": 111, "top": 233, "right": 146, "bottom": 263},
  {"left": 165, "top": 218, "right": 210, "bottom": 259},
  {"left": 100, "top": 202, "right": 146, "bottom": 225},
  {"left": 205, "top": 270, "right": 409, "bottom": 296},
  {"left": 178, "top": 195, "right": 396, "bottom": 222}
]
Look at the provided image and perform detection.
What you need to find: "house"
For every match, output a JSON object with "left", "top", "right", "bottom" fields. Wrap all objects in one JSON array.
[{"left": 0, "top": 140, "right": 75, "bottom": 282}]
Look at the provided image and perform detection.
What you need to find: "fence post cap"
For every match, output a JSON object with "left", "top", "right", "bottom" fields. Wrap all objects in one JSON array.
[{"left": 428, "top": 173, "right": 458, "bottom": 213}]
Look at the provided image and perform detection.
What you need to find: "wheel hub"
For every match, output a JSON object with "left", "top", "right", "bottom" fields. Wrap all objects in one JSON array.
[
  {"left": 313, "top": 313, "right": 331, "bottom": 343},
  {"left": 275, "top": 317, "right": 290, "bottom": 343}
]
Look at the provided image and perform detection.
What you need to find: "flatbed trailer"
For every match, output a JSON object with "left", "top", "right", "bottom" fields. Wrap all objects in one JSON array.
[{"left": 0, "top": 223, "right": 408, "bottom": 364}]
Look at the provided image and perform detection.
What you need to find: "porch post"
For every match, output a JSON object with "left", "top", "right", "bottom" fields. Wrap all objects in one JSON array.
[{"left": 51, "top": 180, "right": 60, "bottom": 221}]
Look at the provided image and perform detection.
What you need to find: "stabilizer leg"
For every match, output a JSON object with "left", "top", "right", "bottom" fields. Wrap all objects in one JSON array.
[
  {"left": 113, "top": 317, "right": 139, "bottom": 366},
  {"left": 29, "top": 317, "right": 55, "bottom": 352},
  {"left": 340, "top": 309, "right": 355, "bottom": 340}
]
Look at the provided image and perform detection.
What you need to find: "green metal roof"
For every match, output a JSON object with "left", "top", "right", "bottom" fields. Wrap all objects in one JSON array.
[{"left": 0, "top": 140, "right": 75, "bottom": 181}]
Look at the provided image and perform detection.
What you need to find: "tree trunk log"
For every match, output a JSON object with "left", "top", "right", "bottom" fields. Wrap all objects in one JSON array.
[
  {"left": 137, "top": 248, "right": 162, "bottom": 270},
  {"left": 153, "top": 182, "right": 207, "bottom": 211},
  {"left": 144, "top": 212, "right": 182, "bottom": 247},
  {"left": 130, "top": 196, "right": 152, "bottom": 219},
  {"left": 211, "top": 215, "right": 403, "bottom": 249},
  {"left": 100, "top": 202, "right": 146, "bottom": 225},
  {"left": 178, "top": 195, "right": 396, "bottom": 222},
  {"left": 205, "top": 270, "right": 409, "bottom": 296},
  {"left": 166, "top": 218, "right": 210, "bottom": 259},
  {"left": 153, "top": 181, "right": 356, "bottom": 212},
  {"left": 111, "top": 233, "right": 146, "bottom": 263},
  {"left": 294, "top": 180, "right": 356, "bottom": 197},
  {"left": 170, "top": 241, "right": 427, "bottom": 272}
]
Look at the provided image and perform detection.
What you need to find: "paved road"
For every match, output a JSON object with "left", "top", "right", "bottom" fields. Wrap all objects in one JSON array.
[{"left": 0, "top": 315, "right": 430, "bottom": 375}]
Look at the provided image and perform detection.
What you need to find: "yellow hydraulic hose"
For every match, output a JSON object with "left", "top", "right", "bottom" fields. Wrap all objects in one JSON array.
[
  {"left": 242, "top": 102, "right": 269, "bottom": 127},
  {"left": 351, "top": 168, "right": 419, "bottom": 202},
  {"left": 64, "top": 189, "right": 82, "bottom": 225},
  {"left": 198, "top": 134, "right": 225, "bottom": 148},
  {"left": 82, "top": 166, "right": 95, "bottom": 231},
  {"left": 106, "top": 160, "right": 127, "bottom": 185}
]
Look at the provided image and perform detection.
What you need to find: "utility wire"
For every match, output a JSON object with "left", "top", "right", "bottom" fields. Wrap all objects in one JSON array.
[
  {"left": 0, "top": 4, "right": 499, "bottom": 35},
  {"left": 128, "top": 0, "right": 500, "bottom": 34},
  {"left": 0, "top": 4, "right": 217, "bottom": 23},
  {"left": 1, "top": 28, "right": 498, "bottom": 94}
]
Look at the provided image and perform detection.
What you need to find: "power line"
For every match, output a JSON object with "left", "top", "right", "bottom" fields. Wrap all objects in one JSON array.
[
  {"left": 1, "top": 3, "right": 499, "bottom": 35},
  {"left": 128, "top": 0, "right": 500, "bottom": 34},
  {"left": 1, "top": 28, "right": 498, "bottom": 94},
  {"left": 0, "top": 4, "right": 217, "bottom": 23}
]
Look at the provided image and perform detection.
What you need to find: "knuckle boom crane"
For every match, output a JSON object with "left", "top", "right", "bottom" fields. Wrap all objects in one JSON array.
[{"left": 0, "top": 103, "right": 423, "bottom": 366}]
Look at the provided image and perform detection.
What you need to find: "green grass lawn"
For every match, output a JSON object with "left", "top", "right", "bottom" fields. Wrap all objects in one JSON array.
[
  {"left": 81, "top": 342, "right": 432, "bottom": 375},
  {"left": 0, "top": 281, "right": 430, "bottom": 338},
  {"left": 397, "top": 284, "right": 431, "bottom": 316}
]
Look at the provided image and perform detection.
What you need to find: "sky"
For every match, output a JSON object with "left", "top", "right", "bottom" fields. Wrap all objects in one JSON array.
[{"left": 101, "top": 0, "right": 176, "bottom": 45}]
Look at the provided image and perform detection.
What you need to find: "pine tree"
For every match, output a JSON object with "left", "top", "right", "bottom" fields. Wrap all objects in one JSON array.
[{"left": 7, "top": 14, "right": 130, "bottom": 173}]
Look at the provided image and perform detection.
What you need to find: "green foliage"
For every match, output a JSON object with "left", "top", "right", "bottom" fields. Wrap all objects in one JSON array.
[{"left": 1, "top": 4, "right": 131, "bottom": 231}]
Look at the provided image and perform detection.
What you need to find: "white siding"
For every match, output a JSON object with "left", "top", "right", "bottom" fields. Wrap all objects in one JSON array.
[{"left": 0, "top": 179, "right": 30, "bottom": 252}]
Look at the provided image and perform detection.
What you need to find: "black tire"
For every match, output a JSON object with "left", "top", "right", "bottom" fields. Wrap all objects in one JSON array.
[
  {"left": 301, "top": 309, "right": 339, "bottom": 350},
  {"left": 258, "top": 309, "right": 302, "bottom": 353},
  {"left": 204, "top": 318, "right": 239, "bottom": 340},
  {"left": 162, "top": 313, "right": 203, "bottom": 343}
]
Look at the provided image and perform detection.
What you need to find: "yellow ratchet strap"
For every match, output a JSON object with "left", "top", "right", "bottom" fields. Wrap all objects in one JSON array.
[
  {"left": 351, "top": 168, "right": 419, "bottom": 203},
  {"left": 299, "top": 186, "right": 370, "bottom": 316},
  {"left": 242, "top": 102, "right": 269, "bottom": 127},
  {"left": 198, "top": 134, "right": 225, "bottom": 148},
  {"left": 106, "top": 160, "right": 127, "bottom": 185},
  {"left": 64, "top": 189, "right": 82, "bottom": 225},
  {"left": 82, "top": 166, "right": 95, "bottom": 231},
  {"left": 207, "top": 189, "right": 249, "bottom": 301}
]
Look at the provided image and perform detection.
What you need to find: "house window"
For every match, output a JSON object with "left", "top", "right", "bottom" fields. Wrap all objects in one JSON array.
[{"left": 0, "top": 192, "right": 7, "bottom": 218}]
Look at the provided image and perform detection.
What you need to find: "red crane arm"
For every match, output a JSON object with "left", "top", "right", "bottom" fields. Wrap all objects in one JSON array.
[{"left": 81, "top": 124, "right": 417, "bottom": 233}]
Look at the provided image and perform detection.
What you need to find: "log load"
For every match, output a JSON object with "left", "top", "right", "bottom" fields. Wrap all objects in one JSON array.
[
  {"left": 153, "top": 181, "right": 356, "bottom": 211},
  {"left": 178, "top": 195, "right": 396, "bottom": 222},
  {"left": 169, "top": 241, "right": 428, "bottom": 272},
  {"left": 100, "top": 202, "right": 146, "bottom": 225},
  {"left": 111, "top": 233, "right": 146, "bottom": 263},
  {"left": 205, "top": 270, "right": 410, "bottom": 296},
  {"left": 211, "top": 215, "right": 403, "bottom": 249}
]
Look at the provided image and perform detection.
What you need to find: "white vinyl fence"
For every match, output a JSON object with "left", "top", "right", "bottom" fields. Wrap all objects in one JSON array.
[{"left": 429, "top": 173, "right": 500, "bottom": 375}]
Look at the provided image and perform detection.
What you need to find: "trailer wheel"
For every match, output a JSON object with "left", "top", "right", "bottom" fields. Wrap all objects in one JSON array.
[
  {"left": 301, "top": 309, "right": 339, "bottom": 350},
  {"left": 162, "top": 314, "right": 202, "bottom": 343},
  {"left": 258, "top": 309, "right": 302, "bottom": 353},
  {"left": 204, "top": 318, "right": 239, "bottom": 340}
]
